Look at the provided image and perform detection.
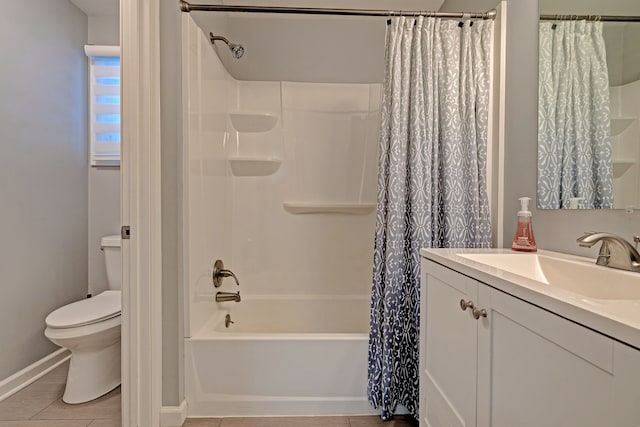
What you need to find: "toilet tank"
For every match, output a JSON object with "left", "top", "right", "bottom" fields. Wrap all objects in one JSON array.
[{"left": 101, "top": 235, "right": 122, "bottom": 290}]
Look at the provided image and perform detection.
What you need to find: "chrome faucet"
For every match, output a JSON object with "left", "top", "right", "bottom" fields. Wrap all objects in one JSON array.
[
  {"left": 216, "top": 291, "right": 241, "bottom": 303},
  {"left": 576, "top": 232, "right": 640, "bottom": 273}
]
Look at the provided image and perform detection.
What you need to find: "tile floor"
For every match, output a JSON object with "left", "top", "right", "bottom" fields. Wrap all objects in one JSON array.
[
  {"left": 0, "top": 361, "right": 120, "bottom": 427},
  {"left": 0, "top": 362, "right": 417, "bottom": 427}
]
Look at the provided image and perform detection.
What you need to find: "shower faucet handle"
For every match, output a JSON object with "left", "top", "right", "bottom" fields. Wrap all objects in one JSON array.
[{"left": 212, "top": 260, "right": 241, "bottom": 288}]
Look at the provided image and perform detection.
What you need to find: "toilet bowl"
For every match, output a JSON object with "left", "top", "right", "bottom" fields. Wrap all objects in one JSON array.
[{"left": 44, "top": 235, "right": 121, "bottom": 404}]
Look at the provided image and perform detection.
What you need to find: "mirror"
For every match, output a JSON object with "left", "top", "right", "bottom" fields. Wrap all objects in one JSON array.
[{"left": 537, "top": 0, "right": 640, "bottom": 209}]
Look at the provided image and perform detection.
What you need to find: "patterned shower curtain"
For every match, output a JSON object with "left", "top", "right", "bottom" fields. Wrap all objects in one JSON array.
[
  {"left": 368, "top": 16, "right": 492, "bottom": 420},
  {"left": 538, "top": 21, "right": 614, "bottom": 209}
]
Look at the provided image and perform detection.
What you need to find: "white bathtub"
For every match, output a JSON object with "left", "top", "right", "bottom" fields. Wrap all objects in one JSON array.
[{"left": 185, "top": 295, "right": 378, "bottom": 417}]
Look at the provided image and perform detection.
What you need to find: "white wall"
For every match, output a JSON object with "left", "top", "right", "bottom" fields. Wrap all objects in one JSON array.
[
  {"left": 87, "top": 13, "right": 120, "bottom": 296},
  {"left": 0, "top": 0, "right": 88, "bottom": 379}
]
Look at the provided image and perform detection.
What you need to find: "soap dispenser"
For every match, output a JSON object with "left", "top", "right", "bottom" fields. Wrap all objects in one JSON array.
[{"left": 512, "top": 197, "right": 537, "bottom": 252}]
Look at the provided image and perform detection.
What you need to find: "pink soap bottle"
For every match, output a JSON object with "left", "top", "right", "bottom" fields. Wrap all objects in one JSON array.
[{"left": 512, "top": 197, "right": 537, "bottom": 252}]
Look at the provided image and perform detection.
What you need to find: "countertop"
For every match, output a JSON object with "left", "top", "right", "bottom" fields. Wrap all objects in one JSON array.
[{"left": 421, "top": 248, "right": 640, "bottom": 350}]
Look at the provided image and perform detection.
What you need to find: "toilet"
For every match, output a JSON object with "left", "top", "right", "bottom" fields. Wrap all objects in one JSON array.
[{"left": 44, "top": 235, "right": 122, "bottom": 404}]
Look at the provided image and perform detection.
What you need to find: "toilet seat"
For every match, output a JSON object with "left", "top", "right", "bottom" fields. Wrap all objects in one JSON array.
[{"left": 46, "top": 290, "right": 121, "bottom": 329}]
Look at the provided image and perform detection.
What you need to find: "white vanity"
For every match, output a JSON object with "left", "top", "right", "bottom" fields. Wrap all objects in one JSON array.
[{"left": 419, "top": 248, "right": 640, "bottom": 427}]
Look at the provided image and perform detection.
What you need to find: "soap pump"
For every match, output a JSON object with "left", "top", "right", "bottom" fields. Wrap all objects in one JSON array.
[{"left": 512, "top": 196, "right": 537, "bottom": 252}]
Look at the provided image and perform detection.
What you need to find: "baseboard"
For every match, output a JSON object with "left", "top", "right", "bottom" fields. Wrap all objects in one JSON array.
[
  {"left": 0, "top": 348, "right": 70, "bottom": 402},
  {"left": 160, "top": 400, "right": 188, "bottom": 427}
]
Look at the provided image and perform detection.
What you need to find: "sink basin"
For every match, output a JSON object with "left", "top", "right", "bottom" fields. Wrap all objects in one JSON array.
[{"left": 458, "top": 253, "right": 640, "bottom": 300}]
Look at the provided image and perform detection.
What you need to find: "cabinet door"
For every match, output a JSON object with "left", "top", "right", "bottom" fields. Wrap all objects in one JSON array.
[
  {"left": 613, "top": 341, "right": 640, "bottom": 426},
  {"left": 477, "top": 285, "right": 616, "bottom": 427},
  {"left": 420, "top": 260, "right": 479, "bottom": 427}
]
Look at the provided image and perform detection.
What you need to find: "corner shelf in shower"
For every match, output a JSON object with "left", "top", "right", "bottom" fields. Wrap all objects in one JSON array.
[
  {"left": 283, "top": 202, "right": 376, "bottom": 215},
  {"left": 610, "top": 117, "right": 636, "bottom": 136},
  {"left": 229, "top": 112, "right": 278, "bottom": 133},
  {"left": 612, "top": 159, "right": 636, "bottom": 178},
  {"left": 228, "top": 157, "right": 282, "bottom": 176}
]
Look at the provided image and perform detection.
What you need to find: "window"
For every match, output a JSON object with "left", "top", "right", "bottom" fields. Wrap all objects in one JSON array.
[{"left": 85, "top": 45, "right": 121, "bottom": 166}]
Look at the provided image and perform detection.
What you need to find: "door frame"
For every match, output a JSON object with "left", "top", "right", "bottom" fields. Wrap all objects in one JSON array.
[{"left": 121, "top": 0, "right": 163, "bottom": 425}]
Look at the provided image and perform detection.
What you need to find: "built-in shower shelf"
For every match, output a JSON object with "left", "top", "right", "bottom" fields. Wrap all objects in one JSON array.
[
  {"left": 283, "top": 202, "right": 376, "bottom": 215},
  {"left": 610, "top": 117, "right": 636, "bottom": 136},
  {"left": 229, "top": 157, "right": 282, "bottom": 176},
  {"left": 612, "top": 159, "right": 636, "bottom": 178},
  {"left": 229, "top": 112, "right": 278, "bottom": 132}
]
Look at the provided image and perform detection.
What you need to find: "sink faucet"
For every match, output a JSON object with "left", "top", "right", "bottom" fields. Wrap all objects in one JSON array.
[
  {"left": 576, "top": 232, "right": 640, "bottom": 273},
  {"left": 216, "top": 291, "right": 241, "bottom": 303}
]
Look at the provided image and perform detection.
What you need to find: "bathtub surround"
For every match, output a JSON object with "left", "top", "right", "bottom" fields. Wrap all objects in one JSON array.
[
  {"left": 183, "top": 13, "right": 380, "bottom": 336},
  {"left": 368, "top": 16, "right": 493, "bottom": 419},
  {"left": 610, "top": 80, "right": 640, "bottom": 208},
  {"left": 182, "top": 13, "right": 380, "bottom": 416}
]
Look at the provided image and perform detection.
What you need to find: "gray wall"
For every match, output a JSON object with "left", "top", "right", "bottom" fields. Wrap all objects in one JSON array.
[
  {"left": 87, "top": 14, "right": 120, "bottom": 296},
  {"left": 439, "top": 0, "right": 500, "bottom": 12},
  {"left": 501, "top": 0, "right": 640, "bottom": 255},
  {"left": 88, "top": 15, "right": 120, "bottom": 45},
  {"left": 160, "top": 0, "right": 184, "bottom": 407},
  {"left": 0, "top": 0, "right": 88, "bottom": 379}
]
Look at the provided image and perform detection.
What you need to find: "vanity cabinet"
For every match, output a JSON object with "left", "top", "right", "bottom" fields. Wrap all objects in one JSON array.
[{"left": 420, "top": 258, "right": 640, "bottom": 427}]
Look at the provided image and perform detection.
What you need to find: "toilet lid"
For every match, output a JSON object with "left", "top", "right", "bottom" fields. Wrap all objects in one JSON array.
[{"left": 46, "top": 291, "right": 121, "bottom": 329}]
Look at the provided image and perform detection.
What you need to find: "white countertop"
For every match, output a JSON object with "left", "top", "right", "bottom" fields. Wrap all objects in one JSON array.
[{"left": 421, "top": 248, "right": 640, "bottom": 349}]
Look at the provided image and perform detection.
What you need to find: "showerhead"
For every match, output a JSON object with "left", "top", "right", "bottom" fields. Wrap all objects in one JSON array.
[
  {"left": 228, "top": 43, "right": 245, "bottom": 59},
  {"left": 209, "top": 33, "right": 245, "bottom": 59}
]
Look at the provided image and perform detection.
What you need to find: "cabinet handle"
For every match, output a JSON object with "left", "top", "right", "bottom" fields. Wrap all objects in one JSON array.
[
  {"left": 460, "top": 299, "right": 475, "bottom": 311},
  {"left": 472, "top": 308, "right": 487, "bottom": 319}
]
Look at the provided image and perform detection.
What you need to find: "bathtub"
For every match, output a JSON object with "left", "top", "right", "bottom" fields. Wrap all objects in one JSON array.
[{"left": 185, "top": 295, "right": 378, "bottom": 417}]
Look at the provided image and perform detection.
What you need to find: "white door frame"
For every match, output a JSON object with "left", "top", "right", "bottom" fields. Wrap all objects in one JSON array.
[{"left": 121, "top": 0, "right": 163, "bottom": 425}]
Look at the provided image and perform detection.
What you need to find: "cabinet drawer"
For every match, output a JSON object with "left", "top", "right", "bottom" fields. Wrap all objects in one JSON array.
[{"left": 487, "top": 287, "right": 614, "bottom": 373}]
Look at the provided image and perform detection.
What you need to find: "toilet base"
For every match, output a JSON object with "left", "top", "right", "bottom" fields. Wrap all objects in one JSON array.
[{"left": 63, "top": 339, "right": 121, "bottom": 404}]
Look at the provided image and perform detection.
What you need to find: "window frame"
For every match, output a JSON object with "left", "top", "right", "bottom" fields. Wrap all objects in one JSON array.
[{"left": 85, "top": 45, "right": 121, "bottom": 167}]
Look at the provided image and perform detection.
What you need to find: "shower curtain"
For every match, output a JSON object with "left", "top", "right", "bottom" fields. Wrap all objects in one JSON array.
[
  {"left": 368, "top": 16, "right": 492, "bottom": 419},
  {"left": 538, "top": 21, "right": 614, "bottom": 209}
]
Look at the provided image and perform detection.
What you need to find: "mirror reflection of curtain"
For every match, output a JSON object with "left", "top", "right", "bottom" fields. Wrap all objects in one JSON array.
[{"left": 538, "top": 21, "right": 614, "bottom": 209}]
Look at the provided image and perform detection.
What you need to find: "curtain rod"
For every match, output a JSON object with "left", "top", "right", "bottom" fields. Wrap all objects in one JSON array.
[
  {"left": 540, "top": 14, "right": 640, "bottom": 23},
  {"left": 179, "top": 1, "right": 497, "bottom": 20}
]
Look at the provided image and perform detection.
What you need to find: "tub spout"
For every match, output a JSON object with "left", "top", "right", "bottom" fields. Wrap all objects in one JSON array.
[{"left": 216, "top": 291, "right": 241, "bottom": 303}]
